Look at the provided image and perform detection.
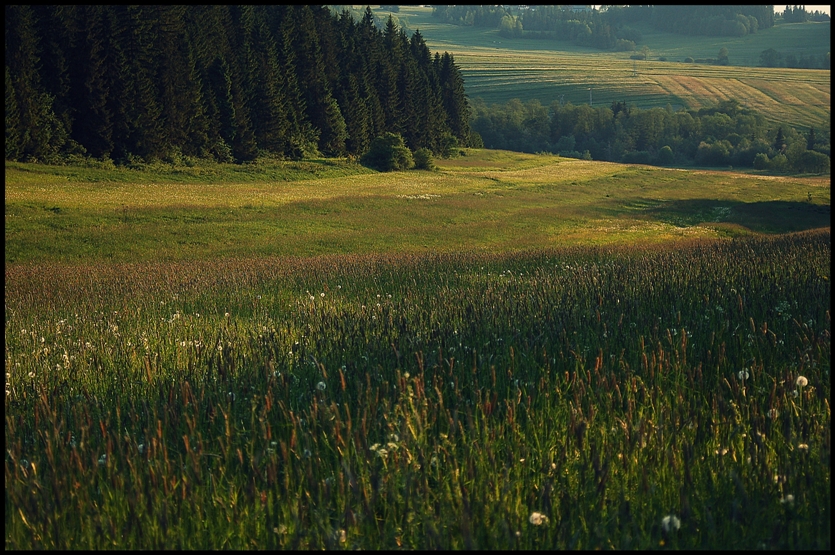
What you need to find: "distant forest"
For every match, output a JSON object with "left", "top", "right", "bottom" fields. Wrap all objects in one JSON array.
[
  {"left": 470, "top": 98, "right": 831, "bottom": 174},
  {"left": 5, "top": 5, "right": 472, "bottom": 164},
  {"left": 433, "top": 5, "right": 828, "bottom": 60}
]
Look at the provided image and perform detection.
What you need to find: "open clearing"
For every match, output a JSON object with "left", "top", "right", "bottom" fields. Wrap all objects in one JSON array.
[{"left": 5, "top": 151, "right": 830, "bottom": 264}]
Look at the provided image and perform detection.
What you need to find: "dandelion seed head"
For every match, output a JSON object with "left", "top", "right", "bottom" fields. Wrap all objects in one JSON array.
[
  {"left": 780, "top": 494, "right": 795, "bottom": 505},
  {"left": 795, "top": 376, "right": 808, "bottom": 387},
  {"left": 316, "top": 381, "right": 327, "bottom": 391},
  {"left": 661, "top": 514, "right": 681, "bottom": 533},
  {"left": 529, "top": 512, "right": 549, "bottom": 526},
  {"left": 98, "top": 454, "right": 107, "bottom": 466},
  {"left": 738, "top": 369, "right": 749, "bottom": 380}
]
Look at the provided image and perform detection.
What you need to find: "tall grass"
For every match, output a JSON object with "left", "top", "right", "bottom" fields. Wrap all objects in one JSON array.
[{"left": 5, "top": 230, "right": 830, "bottom": 549}]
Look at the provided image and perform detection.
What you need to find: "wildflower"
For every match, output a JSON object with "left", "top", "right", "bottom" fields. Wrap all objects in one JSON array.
[
  {"left": 224, "top": 312, "right": 230, "bottom": 318},
  {"left": 715, "top": 448, "right": 729, "bottom": 456},
  {"left": 28, "top": 371, "right": 35, "bottom": 379},
  {"left": 795, "top": 376, "right": 808, "bottom": 387},
  {"left": 780, "top": 494, "right": 795, "bottom": 505},
  {"left": 797, "top": 443, "right": 809, "bottom": 451},
  {"left": 661, "top": 514, "right": 681, "bottom": 533},
  {"left": 316, "top": 381, "right": 327, "bottom": 391},
  {"left": 529, "top": 512, "right": 549, "bottom": 526},
  {"left": 791, "top": 389, "right": 799, "bottom": 398},
  {"left": 320, "top": 292, "right": 325, "bottom": 298},
  {"left": 738, "top": 369, "right": 749, "bottom": 380}
]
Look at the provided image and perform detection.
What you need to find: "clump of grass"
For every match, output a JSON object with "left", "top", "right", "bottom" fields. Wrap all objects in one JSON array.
[{"left": 5, "top": 230, "right": 830, "bottom": 549}]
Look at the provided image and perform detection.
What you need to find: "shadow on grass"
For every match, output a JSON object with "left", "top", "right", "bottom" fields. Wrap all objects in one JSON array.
[{"left": 643, "top": 199, "right": 831, "bottom": 234}]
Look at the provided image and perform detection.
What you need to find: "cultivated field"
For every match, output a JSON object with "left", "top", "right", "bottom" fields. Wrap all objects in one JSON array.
[
  {"left": 386, "top": 6, "right": 831, "bottom": 130},
  {"left": 4, "top": 153, "right": 832, "bottom": 549}
]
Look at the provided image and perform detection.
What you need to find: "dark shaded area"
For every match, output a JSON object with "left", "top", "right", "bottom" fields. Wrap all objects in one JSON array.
[{"left": 644, "top": 199, "right": 830, "bottom": 233}]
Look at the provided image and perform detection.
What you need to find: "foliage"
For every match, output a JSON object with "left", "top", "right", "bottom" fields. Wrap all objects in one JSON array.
[
  {"left": 470, "top": 97, "right": 830, "bottom": 174},
  {"left": 4, "top": 6, "right": 471, "bottom": 164},
  {"left": 360, "top": 132, "right": 413, "bottom": 171},
  {"left": 412, "top": 147, "right": 435, "bottom": 170}
]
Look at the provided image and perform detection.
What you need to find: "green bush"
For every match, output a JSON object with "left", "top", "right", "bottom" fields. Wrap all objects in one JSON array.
[
  {"left": 658, "top": 145, "right": 674, "bottom": 165},
  {"left": 412, "top": 147, "right": 435, "bottom": 170},
  {"left": 360, "top": 133, "right": 414, "bottom": 171},
  {"left": 753, "top": 152, "right": 769, "bottom": 169}
]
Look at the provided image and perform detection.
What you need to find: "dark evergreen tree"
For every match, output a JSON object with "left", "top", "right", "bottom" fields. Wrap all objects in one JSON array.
[
  {"left": 438, "top": 52, "right": 471, "bottom": 146},
  {"left": 5, "top": 65, "right": 21, "bottom": 160}
]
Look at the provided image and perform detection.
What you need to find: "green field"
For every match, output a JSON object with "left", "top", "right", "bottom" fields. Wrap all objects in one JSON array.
[
  {"left": 4, "top": 151, "right": 832, "bottom": 548},
  {"left": 382, "top": 6, "right": 831, "bottom": 130},
  {"left": 5, "top": 152, "right": 830, "bottom": 264}
]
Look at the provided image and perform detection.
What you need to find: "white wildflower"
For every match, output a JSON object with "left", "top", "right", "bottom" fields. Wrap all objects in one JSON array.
[
  {"left": 529, "top": 512, "right": 549, "bottom": 526},
  {"left": 738, "top": 369, "right": 749, "bottom": 380},
  {"left": 661, "top": 514, "right": 681, "bottom": 533},
  {"left": 316, "top": 381, "right": 327, "bottom": 391}
]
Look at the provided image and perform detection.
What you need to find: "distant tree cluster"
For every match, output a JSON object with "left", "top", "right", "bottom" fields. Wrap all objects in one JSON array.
[
  {"left": 779, "top": 5, "right": 831, "bottom": 23},
  {"left": 470, "top": 98, "right": 830, "bottom": 174},
  {"left": 433, "top": 5, "right": 774, "bottom": 50},
  {"left": 5, "top": 5, "right": 472, "bottom": 164},
  {"left": 649, "top": 6, "right": 770, "bottom": 37},
  {"left": 759, "top": 48, "right": 830, "bottom": 69}
]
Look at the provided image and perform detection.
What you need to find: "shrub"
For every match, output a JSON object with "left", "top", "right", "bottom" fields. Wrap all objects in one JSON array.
[
  {"left": 360, "top": 133, "right": 414, "bottom": 171},
  {"left": 412, "top": 147, "right": 435, "bottom": 170},
  {"left": 684, "top": 57, "right": 694, "bottom": 63},
  {"left": 658, "top": 145, "right": 674, "bottom": 165},
  {"left": 794, "top": 150, "right": 830, "bottom": 174},
  {"left": 753, "top": 152, "right": 769, "bottom": 169},
  {"left": 615, "top": 39, "right": 636, "bottom": 52}
]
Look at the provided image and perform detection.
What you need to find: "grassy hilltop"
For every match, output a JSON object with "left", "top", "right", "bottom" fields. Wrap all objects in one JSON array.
[{"left": 383, "top": 6, "right": 830, "bottom": 130}]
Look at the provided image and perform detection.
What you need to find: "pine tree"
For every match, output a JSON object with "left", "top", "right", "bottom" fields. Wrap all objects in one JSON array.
[
  {"left": 438, "top": 52, "right": 471, "bottom": 147},
  {"left": 5, "top": 4, "right": 67, "bottom": 160},
  {"left": 5, "top": 65, "right": 21, "bottom": 159}
]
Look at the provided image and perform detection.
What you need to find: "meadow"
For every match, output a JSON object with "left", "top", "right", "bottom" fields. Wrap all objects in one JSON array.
[
  {"left": 5, "top": 151, "right": 830, "bottom": 264},
  {"left": 4, "top": 152, "right": 832, "bottom": 549},
  {"left": 386, "top": 6, "right": 831, "bottom": 130}
]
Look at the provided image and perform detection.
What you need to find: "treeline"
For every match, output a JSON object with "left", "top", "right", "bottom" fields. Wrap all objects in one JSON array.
[
  {"left": 432, "top": 5, "right": 774, "bottom": 51},
  {"left": 779, "top": 5, "right": 831, "bottom": 23},
  {"left": 470, "top": 98, "right": 830, "bottom": 174},
  {"left": 759, "top": 48, "right": 830, "bottom": 69},
  {"left": 648, "top": 6, "right": 771, "bottom": 37},
  {"left": 5, "top": 5, "right": 472, "bottom": 165}
]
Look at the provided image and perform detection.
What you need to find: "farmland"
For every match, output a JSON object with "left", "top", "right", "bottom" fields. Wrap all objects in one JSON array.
[
  {"left": 4, "top": 151, "right": 832, "bottom": 548},
  {"left": 384, "top": 6, "right": 831, "bottom": 130}
]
